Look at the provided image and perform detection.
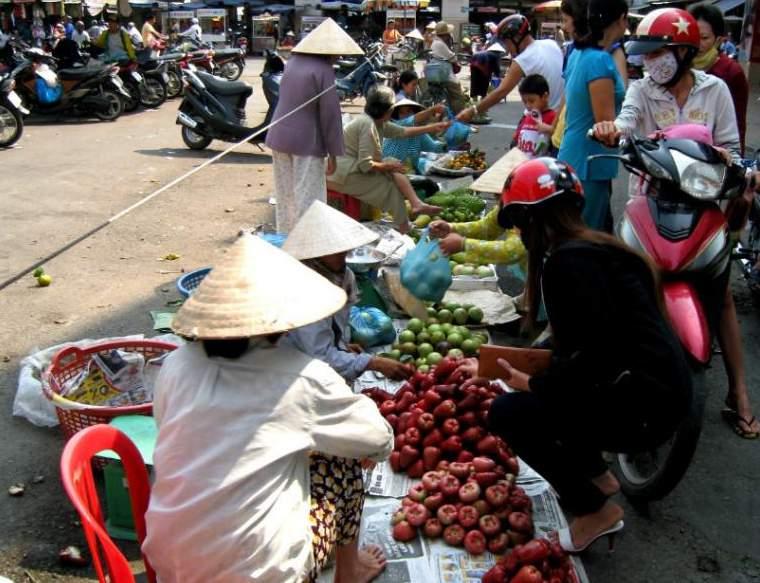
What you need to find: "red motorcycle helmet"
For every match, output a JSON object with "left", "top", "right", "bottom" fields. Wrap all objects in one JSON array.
[
  {"left": 497, "top": 14, "right": 530, "bottom": 49},
  {"left": 626, "top": 8, "right": 700, "bottom": 56},
  {"left": 497, "top": 158, "right": 584, "bottom": 230}
]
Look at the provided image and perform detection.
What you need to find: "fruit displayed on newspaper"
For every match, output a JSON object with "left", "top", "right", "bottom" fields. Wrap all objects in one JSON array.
[
  {"left": 446, "top": 150, "right": 487, "bottom": 171},
  {"left": 482, "top": 537, "right": 580, "bottom": 583},
  {"left": 451, "top": 263, "right": 495, "bottom": 279}
]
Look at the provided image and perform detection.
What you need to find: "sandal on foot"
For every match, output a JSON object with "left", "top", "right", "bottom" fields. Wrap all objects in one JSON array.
[
  {"left": 721, "top": 409, "right": 760, "bottom": 439},
  {"left": 557, "top": 520, "right": 624, "bottom": 554}
]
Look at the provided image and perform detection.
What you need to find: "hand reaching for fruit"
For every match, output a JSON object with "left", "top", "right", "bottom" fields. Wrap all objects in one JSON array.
[
  {"left": 428, "top": 220, "right": 452, "bottom": 238},
  {"left": 370, "top": 356, "right": 414, "bottom": 381}
]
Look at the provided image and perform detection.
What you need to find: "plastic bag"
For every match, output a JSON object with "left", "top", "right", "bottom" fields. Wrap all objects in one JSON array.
[
  {"left": 444, "top": 107, "right": 471, "bottom": 149},
  {"left": 400, "top": 229, "right": 452, "bottom": 302},
  {"left": 349, "top": 306, "right": 396, "bottom": 348},
  {"left": 35, "top": 77, "right": 62, "bottom": 104}
]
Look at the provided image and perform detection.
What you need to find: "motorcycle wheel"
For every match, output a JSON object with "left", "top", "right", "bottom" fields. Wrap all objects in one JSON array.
[
  {"left": 181, "top": 123, "right": 212, "bottom": 150},
  {"left": 140, "top": 78, "right": 167, "bottom": 109},
  {"left": 220, "top": 60, "right": 243, "bottom": 81},
  {"left": 93, "top": 90, "right": 124, "bottom": 121},
  {"left": 122, "top": 80, "right": 141, "bottom": 112},
  {"left": 611, "top": 367, "right": 706, "bottom": 502},
  {"left": 0, "top": 103, "right": 23, "bottom": 148},
  {"left": 166, "top": 70, "right": 183, "bottom": 99}
]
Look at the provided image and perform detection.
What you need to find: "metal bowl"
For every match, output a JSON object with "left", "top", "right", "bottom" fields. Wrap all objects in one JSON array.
[{"left": 346, "top": 246, "right": 388, "bottom": 273}]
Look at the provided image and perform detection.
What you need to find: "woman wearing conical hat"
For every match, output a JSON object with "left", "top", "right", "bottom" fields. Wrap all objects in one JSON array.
[
  {"left": 283, "top": 201, "right": 413, "bottom": 383},
  {"left": 265, "top": 19, "right": 364, "bottom": 234},
  {"left": 142, "top": 233, "right": 393, "bottom": 583}
]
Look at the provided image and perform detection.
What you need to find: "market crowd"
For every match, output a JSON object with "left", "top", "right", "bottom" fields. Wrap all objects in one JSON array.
[{"left": 137, "top": 2, "right": 758, "bottom": 581}]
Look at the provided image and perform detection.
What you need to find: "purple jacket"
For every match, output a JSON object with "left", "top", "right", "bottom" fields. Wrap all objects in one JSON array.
[{"left": 265, "top": 54, "right": 345, "bottom": 158}]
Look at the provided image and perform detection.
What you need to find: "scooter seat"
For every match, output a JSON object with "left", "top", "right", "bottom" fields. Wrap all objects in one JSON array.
[
  {"left": 214, "top": 48, "right": 242, "bottom": 58},
  {"left": 58, "top": 66, "right": 105, "bottom": 80},
  {"left": 196, "top": 70, "right": 252, "bottom": 96},
  {"left": 157, "top": 52, "right": 185, "bottom": 62}
]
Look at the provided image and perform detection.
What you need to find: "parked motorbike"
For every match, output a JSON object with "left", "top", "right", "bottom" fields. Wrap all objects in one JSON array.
[
  {"left": 335, "top": 44, "right": 393, "bottom": 102},
  {"left": 588, "top": 130, "right": 749, "bottom": 501},
  {"left": 213, "top": 46, "right": 246, "bottom": 81},
  {"left": 0, "top": 69, "right": 28, "bottom": 147},
  {"left": 732, "top": 154, "right": 760, "bottom": 300},
  {"left": 176, "top": 50, "right": 283, "bottom": 151},
  {"left": 9, "top": 48, "right": 127, "bottom": 121},
  {"left": 155, "top": 49, "right": 187, "bottom": 99}
]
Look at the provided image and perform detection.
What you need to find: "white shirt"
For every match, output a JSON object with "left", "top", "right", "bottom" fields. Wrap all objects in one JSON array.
[
  {"left": 142, "top": 341, "right": 393, "bottom": 583},
  {"left": 127, "top": 26, "right": 142, "bottom": 47},
  {"left": 71, "top": 30, "right": 90, "bottom": 47},
  {"left": 615, "top": 69, "right": 740, "bottom": 159},
  {"left": 514, "top": 38, "right": 565, "bottom": 110},
  {"left": 182, "top": 23, "right": 203, "bottom": 43}
]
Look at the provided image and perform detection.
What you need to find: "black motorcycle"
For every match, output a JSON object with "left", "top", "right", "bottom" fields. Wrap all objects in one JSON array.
[
  {"left": 176, "top": 50, "right": 283, "bottom": 151},
  {"left": 0, "top": 69, "right": 28, "bottom": 147},
  {"left": 9, "top": 48, "right": 127, "bottom": 121}
]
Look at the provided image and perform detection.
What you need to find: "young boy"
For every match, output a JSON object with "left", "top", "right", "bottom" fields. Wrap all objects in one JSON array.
[{"left": 510, "top": 74, "right": 557, "bottom": 158}]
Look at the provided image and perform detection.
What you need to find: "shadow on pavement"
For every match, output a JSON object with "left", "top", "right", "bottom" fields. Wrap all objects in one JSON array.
[{"left": 135, "top": 147, "right": 272, "bottom": 165}]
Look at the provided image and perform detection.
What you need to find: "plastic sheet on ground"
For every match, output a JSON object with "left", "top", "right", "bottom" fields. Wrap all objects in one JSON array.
[{"left": 442, "top": 288, "right": 520, "bottom": 325}]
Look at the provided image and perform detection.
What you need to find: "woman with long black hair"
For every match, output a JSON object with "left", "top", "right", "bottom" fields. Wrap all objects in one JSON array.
[{"left": 463, "top": 158, "right": 692, "bottom": 552}]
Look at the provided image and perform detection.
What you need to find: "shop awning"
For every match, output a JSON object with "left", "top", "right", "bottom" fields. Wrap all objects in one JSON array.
[
  {"left": 251, "top": 3, "right": 294, "bottom": 12},
  {"left": 712, "top": 0, "right": 744, "bottom": 14}
]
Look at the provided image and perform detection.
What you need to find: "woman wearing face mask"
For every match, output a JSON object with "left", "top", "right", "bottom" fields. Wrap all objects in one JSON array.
[
  {"left": 457, "top": 158, "right": 692, "bottom": 552},
  {"left": 556, "top": 0, "right": 628, "bottom": 231},
  {"left": 688, "top": 2, "right": 748, "bottom": 155},
  {"left": 594, "top": 9, "right": 758, "bottom": 440}
]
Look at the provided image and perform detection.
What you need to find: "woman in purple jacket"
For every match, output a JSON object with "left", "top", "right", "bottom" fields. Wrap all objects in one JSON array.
[{"left": 265, "top": 19, "right": 363, "bottom": 233}]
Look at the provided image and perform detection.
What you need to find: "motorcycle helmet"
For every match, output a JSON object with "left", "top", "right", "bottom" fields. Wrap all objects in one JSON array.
[
  {"left": 497, "top": 14, "right": 530, "bottom": 50},
  {"left": 626, "top": 8, "right": 699, "bottom": 87},
  {"left": 497, "top": 158, "right": 584, "bottom": 230}
]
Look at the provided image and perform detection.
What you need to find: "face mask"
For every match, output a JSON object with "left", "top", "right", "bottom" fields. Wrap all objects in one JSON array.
[
  {"left": 644, "top": 51, "right": 679, "bottom": 85},
  {"left": 692, "top": 45, "right": 719, "bottom": 71}
]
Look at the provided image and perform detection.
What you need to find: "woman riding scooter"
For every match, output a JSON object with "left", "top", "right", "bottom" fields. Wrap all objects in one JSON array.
[
  {"left": 593, "top": 7, "right": 759, "bottom": 438},
  {"left": 459, "top": 157, "right": 693, "bottom": 552}
]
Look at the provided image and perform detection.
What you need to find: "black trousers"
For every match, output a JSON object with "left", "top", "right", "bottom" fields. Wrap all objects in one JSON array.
[{"left": 488, "top": 370, "right": 689, "bottom": 515}]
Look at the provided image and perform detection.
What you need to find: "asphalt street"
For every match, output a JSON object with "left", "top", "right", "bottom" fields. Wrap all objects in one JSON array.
[{"left": 0, "top": 58, "right": 759, "bottom": 582}]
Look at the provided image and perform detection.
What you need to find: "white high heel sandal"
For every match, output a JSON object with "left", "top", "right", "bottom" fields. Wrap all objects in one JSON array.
[{"left": 557, "top": 520, "right": 624, "bottom": 553}]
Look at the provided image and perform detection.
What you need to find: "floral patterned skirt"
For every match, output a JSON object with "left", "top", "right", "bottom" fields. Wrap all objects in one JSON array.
[{"left": 305, "top": 453, "right": 365, "bottom": 583}]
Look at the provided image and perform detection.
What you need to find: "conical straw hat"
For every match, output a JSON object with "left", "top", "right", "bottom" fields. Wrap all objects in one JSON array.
[
  {"left": 292, "top": 18, "right": 364, "bottom": 56},
  {"left": 172, "top": 233, "right": 346, "bottom": 339},
  {"left": 283, "top": 200, "right": 379, "bottom": 260},
  {"left": 405, "top": 29, "right": 424, "bottom": 41}
]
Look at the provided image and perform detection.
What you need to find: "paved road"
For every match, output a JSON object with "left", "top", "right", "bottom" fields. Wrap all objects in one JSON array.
[{"left": 1, "top": 59, "right": 759, "bottom": 582}]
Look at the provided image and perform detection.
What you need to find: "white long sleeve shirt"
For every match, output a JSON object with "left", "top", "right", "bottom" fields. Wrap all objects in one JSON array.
[
  {"left": 615, "top": 69, "right": 740, "bottom": 159},
  {"left": 142, "top": 341, "right": 393, "bottom": 583}
]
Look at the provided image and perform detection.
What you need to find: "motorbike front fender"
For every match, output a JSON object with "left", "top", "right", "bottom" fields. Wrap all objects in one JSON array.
[{"left": 663, "top": 281, "right": 711, "bottom": 364}]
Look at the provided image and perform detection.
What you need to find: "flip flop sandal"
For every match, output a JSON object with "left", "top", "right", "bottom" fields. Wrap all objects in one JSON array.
[{"left": 721, "top": 408, "right": 760, "bottom": 439}]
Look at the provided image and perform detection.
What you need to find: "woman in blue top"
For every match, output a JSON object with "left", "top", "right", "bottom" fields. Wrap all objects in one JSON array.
[
  {"left": 382, "top": 99, "right": 446, "bottom": 169},
  {"left": 557, "top": 0, "right": 628, "bottom": 231}
]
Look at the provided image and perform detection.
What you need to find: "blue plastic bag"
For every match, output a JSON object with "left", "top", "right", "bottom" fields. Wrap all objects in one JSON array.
[
  {"left": 424, "top": 60, "right": 452, "bottom": 84},
  {"left": 444, "top": 107, "right": 471, "bottom": 149},
  {"left": 400, "top": 229, "right": 452, "bottom": 302},
  {"left": 35, "top": 77, "right": 62, "bottom": 104},
  {"left": 349, "top": 306, "right": 396, "bottom": 348}
]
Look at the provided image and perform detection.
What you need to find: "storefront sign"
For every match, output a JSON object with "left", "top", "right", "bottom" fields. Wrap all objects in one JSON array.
[{"left": 441, "top": 0, "right": 468, "bottom": 21}]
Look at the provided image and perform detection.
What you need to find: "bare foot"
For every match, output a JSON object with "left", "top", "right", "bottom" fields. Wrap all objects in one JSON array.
[
  {"left": 410, "top": 203, "right": 442, "bottom": 218},
  {"left": 334, "top": 545, "right": 387, "bottom": 583},
  {"left": 566, "top": 500, "right": 624, "bottom": 551},
  {"left": 591, "top": 470, "right": 620, "bottom": 497}
]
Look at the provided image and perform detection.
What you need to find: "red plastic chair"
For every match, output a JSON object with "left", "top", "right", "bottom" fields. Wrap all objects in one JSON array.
[{"left": 60, "top": 424, "right": 156, "bottom": 583}]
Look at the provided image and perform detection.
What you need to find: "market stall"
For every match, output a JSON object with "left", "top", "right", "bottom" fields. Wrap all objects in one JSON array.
[
  {"left": 250, "top": 14, "right": 278, "bottom": 53},
  {"left": 197, "top": 8, "right": 227, "bottom": 44}
]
